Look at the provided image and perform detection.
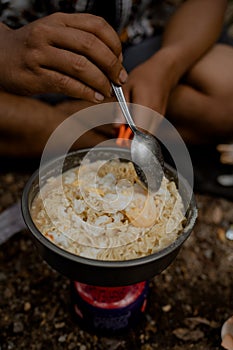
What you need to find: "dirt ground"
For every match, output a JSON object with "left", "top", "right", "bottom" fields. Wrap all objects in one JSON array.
[{"left": 0, "top": 157, "right": 233, "bottom": 350}]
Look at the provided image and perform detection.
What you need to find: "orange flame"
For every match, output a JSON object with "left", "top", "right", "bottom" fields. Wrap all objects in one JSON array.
[{"left": 116, "top": 125, "right": 133, "bottom": 147}]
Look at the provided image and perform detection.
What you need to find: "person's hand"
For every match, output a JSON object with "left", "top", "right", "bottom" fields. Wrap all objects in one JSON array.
[
  {"left": 122, "top": 49, "right": 179, "bottom": 119},
  {"left": 113, "top": 49, "right": 180, "bottom": 134},
  {"left": 0, "top": 13, "right": 127, "bottom": 102}
]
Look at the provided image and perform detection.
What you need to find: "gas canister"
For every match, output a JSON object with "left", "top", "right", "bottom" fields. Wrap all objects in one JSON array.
[{"left": 71, "top": 280, "right": 149, "bottom": 333}]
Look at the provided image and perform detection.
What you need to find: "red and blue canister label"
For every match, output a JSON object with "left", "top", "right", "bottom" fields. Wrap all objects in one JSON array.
[{"left": 71, "top": 280, "right": 149, "bottom": 333}]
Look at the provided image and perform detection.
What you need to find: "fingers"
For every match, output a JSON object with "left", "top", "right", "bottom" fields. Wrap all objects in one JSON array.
[
  {"left": 39, "top": 67, "right": 105, "bottom": 102},
  {"left": 55, "top": 13, "right": 122, "bottom": 57},
  {"left": 33, "top": 13, "right": 127, "bottom": 97},
  {"left": 49, "top": 27, "right": 126, "bottom": 87},
  {"left": 121, "top": 83, "right": 163, "bottom": 133},
  {"left": 47, "top": 13, "right": 127, "bottom": 85},
  {"left": 0, "top": 12, "right": 127, "bottom": 99},
  {"left": 40, "top": 46, "right": 111, "bottom": 99}
]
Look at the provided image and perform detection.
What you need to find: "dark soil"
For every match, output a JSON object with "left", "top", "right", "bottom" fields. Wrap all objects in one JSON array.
[{"left": 0, "top": 157, "right": 233, "bottom": 350}]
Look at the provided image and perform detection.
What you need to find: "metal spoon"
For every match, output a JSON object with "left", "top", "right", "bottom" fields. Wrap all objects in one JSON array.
[{"left": 112, "top": 83, "right": 164, "bottom": 192}]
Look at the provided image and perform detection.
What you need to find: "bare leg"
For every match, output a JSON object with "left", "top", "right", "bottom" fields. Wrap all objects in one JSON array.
[{"left": 167, "top": 44, "right": 233, "bottom": 144}]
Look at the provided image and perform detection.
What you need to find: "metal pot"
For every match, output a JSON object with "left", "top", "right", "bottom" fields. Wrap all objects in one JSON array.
[{"left": 21, "top": 147, "right": 197, "bottom": 286}]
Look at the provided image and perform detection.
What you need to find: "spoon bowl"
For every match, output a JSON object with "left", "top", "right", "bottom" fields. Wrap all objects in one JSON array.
[
  {"left": 132, "top": 129, "right": 164, "bottom": 192},
  {"left": 112, "top": 83, "right": 164, "bottom": 192}
]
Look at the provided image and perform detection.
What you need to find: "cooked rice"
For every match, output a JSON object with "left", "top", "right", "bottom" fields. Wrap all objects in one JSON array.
[{"left": 31, "top": 159, "right": 186, "bottom": 261}]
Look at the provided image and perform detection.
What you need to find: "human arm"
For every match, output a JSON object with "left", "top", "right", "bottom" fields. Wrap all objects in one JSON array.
[
  {"left": 0, "top": 13, "right": 127, "bottom": 103},
  {"left": 122, "top": 0, "right": 227, "bottom": 116},
  {"left": 0, "top": 93, "right": 109, "bottom": 157}
]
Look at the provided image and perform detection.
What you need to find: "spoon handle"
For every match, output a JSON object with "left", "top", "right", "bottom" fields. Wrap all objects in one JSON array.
[{"left": 111, "top": 83, "right": 137, "bottom": 133}]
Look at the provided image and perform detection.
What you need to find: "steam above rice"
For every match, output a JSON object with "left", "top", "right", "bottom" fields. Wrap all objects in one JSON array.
[{"left": 31, "top": 159, "right": 186, "bottom": 261}]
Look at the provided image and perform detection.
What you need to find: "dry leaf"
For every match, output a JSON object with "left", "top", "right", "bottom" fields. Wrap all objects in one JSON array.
[
  {"left": 184, "top": 316, "right": 219, "bottom": 329},
  {"left": 173, "top": 327, "right": 204, "bottom": 341}
]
